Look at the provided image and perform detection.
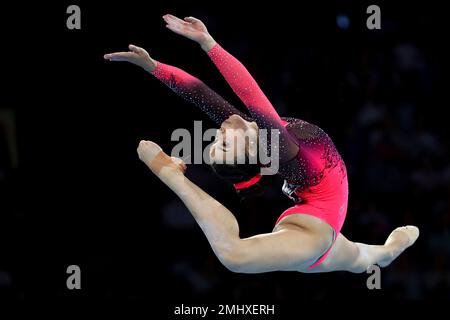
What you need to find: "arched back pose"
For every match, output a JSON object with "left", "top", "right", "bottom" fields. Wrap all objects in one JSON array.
[{"left": 104, "top": 14, "right": 419, "bottom": 274}]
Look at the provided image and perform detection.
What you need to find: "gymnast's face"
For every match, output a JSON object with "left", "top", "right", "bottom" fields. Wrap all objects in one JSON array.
[{"left": 209, "top": 115, "right": 258, "bottom": 164}]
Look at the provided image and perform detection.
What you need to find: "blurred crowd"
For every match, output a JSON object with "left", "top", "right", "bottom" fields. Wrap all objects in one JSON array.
[{"left": 0, "top": 105, "right": 19, "bottom": 298}]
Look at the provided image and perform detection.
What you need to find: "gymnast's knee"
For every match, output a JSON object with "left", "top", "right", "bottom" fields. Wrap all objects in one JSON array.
[{"left": 216, "top": 245, "right": 248, "bottom": 273}]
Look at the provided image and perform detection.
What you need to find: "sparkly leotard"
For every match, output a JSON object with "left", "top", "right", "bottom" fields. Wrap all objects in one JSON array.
[{"left": 151, "top": 43, "right": 348, "bottom": 268}]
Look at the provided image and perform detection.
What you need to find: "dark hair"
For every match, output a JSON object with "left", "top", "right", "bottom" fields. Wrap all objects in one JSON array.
[{"left": 210, "top": 156, "right": 264, "bottom": 199}]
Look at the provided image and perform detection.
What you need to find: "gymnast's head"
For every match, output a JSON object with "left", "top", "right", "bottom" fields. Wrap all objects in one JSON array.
[
  {"left": 209, "top": 114, "right": 259, "bottom": 164},
  {"left": 209, "top": 114, "right": 262, "bottom": 193}
]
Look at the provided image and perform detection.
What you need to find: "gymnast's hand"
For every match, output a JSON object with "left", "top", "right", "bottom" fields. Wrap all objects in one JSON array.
[
  {"left": 137, "top": 140, "right": 187, "bottom": 184},
  {"left": 163, "top": 14, "right": 217, "bottom": 52},
  {"left": 104, "top": 45, "right": 157, "bottom": 73}
]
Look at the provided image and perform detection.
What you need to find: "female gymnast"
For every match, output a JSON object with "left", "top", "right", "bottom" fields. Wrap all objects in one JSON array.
[{"left": 104, "top": 14, "right": 419, "bottom": 274}]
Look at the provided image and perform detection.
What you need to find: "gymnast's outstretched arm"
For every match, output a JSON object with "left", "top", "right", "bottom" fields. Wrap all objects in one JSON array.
[
  {"left": 163, "top": 14, "right": 299, "bottom": 162},
  {"left": 104, "top": 44, "right": 248, "bottom": 126},
  {"left": 136, "top": 140, "right": 330, "bottom": 273}
]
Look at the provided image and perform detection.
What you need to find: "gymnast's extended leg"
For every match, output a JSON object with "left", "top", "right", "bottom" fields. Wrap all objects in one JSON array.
[
  {"left": 303, "top": 228, "right": 419, "bottom": 273},
  {"left": 137, "top": 140, "right": 335, "bottom": 274}
]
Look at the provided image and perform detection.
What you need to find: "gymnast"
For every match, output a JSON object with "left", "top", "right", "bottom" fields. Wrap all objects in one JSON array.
[{"left": 104, "top": 14, "right": 419, "bottom": 273}]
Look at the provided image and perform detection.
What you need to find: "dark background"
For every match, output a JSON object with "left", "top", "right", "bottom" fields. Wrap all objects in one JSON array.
[{"left": 1, "top": 0, "right": 449, "bottom": 314}]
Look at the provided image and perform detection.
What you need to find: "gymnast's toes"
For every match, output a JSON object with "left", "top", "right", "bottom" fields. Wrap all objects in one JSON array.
[{"left": 137, "top": 140, "right": 162, "bottom": 164}]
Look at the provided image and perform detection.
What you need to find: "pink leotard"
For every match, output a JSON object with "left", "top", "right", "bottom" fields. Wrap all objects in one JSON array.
[{"left": 151, "top": 43, "right": 348, "bottom": 268}]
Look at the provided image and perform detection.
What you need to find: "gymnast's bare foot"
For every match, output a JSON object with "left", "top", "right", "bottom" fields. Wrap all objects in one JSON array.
[
  {"left": 137, "top": 140, "right": 186, "bottom": 184},
  {"left": 377, "top": 225, "right": 420, "bottom": 267}
]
